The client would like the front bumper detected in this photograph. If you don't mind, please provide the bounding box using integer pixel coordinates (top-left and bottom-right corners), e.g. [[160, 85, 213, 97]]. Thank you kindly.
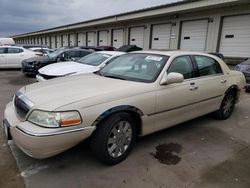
[[21, 62, 40, 75], [3, 102, 95, 159]]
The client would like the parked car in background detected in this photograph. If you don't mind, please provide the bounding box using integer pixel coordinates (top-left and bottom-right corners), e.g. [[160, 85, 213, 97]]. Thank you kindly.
[[30, 47, 54, 56], [0, 46, 42, 68], [21, 48, 92, 75], [36, 51, 125, 81], [3, 51, 245, 164], [77, 46, 116, 51], [235, 58, 250, 91], [116, 45, 142, 52]]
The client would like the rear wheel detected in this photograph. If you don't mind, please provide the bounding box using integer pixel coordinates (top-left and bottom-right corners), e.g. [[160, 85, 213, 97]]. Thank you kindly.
[[215, 90, 236, 120], [90, 112, 136, 165]]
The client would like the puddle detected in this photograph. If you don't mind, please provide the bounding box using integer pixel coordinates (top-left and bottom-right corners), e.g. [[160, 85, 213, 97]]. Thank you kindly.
[[151, 143, 182, 165]]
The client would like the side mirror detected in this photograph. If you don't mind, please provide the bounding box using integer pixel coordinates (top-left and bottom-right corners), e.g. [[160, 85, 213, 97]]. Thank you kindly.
[[160, 72, 184, 85]]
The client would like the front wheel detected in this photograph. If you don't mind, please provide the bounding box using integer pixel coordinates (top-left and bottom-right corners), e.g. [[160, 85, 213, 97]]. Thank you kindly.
[[215, 90, 236, 120], [90, 112, 136, 165]]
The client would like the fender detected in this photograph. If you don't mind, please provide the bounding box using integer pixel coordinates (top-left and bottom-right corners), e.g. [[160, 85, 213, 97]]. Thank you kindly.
[[225, 85, 240, 103], [92, 105, 144, 126]]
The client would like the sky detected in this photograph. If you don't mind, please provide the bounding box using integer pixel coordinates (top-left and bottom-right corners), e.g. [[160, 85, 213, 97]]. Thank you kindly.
[[0, 0, 182, 37]]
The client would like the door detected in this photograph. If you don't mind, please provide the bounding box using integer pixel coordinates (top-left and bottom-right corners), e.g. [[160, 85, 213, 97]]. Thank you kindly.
[[112, 29, 124, 48], [219, 14, 250, 58], [57, 35, 62, 48], [0, 48, 6, 67], [98, 31, 109, 46], [78, 33, 86, 46], [180, 19, 209, 51], [46, 36, 50, 47], [62, 34, 68, 47], [69, 34, 77, 46], [51, 36, 56, 49], [151, 24, 172, 50], [192, 55, 227, 112], [129, 26, 145, 48], [42, 37, 46, 45], [154, 55, 199, 132], [87, 32, 95, 46], [5, 47, 25, 67]]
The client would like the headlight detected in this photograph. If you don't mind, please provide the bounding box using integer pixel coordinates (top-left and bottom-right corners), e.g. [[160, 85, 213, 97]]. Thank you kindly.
[[28, 110, 82, 128]]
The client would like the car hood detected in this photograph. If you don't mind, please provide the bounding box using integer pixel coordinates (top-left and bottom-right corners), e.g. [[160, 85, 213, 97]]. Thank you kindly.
[[38, 61, 99, 76], [21, 74, 151, 111], [24, 56, 55, 63]]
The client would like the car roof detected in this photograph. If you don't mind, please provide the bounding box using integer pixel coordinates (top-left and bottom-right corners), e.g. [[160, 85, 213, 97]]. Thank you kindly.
[[131, 50, 221, 58], [30, 47, 51, 50], [0, 45, 22, 48], [95, 51, 126, 56]]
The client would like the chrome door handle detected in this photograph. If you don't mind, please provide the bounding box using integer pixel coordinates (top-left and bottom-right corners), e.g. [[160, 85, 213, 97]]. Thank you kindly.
[[221, 79, 227, 84], [189, 86, 199, 91]]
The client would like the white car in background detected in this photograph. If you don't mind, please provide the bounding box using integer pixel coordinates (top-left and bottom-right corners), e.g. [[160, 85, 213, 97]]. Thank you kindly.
[[0, 46, 42, 68], [30, 47, 54, 56], [36, 51, 125, 81]]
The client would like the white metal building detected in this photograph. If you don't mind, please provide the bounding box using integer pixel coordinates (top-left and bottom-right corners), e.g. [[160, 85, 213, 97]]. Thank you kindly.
[[13, 0, 250, 59]]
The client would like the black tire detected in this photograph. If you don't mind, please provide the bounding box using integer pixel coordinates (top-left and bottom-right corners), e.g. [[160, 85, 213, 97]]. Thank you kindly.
[[90, 112, 136, 165], [215, 90, 236, 120]]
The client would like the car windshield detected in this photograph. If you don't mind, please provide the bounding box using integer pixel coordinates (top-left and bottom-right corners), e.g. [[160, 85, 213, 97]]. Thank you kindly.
[[242, 59, 250, 65], [98, 53, 169, 83], [48, 49, 64, 58], [77, 53, 111, 66]]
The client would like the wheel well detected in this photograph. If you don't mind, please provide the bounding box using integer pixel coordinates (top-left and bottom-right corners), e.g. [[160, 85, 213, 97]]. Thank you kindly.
[[93, 110, 143, 136], [225, 85, 239, 100]]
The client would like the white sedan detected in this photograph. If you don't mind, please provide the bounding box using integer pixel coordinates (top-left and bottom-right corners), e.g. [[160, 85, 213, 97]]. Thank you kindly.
[[36, 51, 125, 81], [3, 51, 246, 165], [0, 46, 42, 68]]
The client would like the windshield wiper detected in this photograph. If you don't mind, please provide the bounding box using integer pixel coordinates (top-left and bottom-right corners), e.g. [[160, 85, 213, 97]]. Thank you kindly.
[[102, 74, 126, 80]]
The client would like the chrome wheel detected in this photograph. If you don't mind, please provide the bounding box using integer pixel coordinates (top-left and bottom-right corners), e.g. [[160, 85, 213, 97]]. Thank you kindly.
[[222, 92, 235, 117], [107, 121, 132, 158]]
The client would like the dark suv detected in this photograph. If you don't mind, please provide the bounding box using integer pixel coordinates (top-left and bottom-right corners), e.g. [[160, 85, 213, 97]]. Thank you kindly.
[[22, 48, 92, 75]]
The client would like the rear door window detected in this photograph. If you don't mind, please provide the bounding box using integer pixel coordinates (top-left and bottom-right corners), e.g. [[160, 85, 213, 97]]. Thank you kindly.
[[194, 55, 222, 77]]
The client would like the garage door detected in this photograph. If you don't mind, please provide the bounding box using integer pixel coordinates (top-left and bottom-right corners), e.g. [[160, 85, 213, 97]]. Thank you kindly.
[[180, 19, 208, 51], [51, 36, 56, 49], [219, 15, 250, 58], [46, 36, 50, 47], [62, 34, 68, 47], [69, 34, 77, 47], [78, 33, 86, 46], [151, 24, 172, 50], [57, 36, 62, 48], [42, 37, 46, 45], [129, 27, 145, 48], [112, 29, 124, 48], [87, 32, 95, 46], [98, 31, 109, 46]]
